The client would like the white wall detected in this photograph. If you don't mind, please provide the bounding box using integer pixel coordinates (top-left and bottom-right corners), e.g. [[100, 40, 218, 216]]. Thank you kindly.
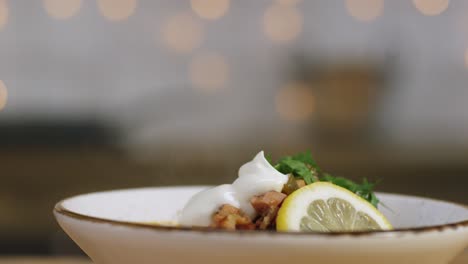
[[0, 0, 467, 146]]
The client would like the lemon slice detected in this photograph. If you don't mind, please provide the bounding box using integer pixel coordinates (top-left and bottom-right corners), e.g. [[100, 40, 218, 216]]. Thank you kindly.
[[276, 182, 392, 232]]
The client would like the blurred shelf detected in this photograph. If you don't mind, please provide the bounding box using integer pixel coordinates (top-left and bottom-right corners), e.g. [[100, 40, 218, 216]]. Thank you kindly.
[[0, 257, 91, 264], [0, 252, 466, 264], [0, 120, 118, 147], [0, 251, 466, 263]]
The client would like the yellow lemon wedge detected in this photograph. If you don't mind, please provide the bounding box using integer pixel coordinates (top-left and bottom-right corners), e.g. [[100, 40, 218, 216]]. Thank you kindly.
[[276, 182, 393, 232]]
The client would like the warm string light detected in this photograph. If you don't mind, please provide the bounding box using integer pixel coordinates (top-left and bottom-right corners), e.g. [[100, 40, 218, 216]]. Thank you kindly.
[[345, 0, 384, 22], [97, 0, 137, 22], [0, 80, 7, 111], [190, 0, 230, 20], [161, 12, 204, 54], [413, 0, 449, 16], [275, 82, 315, 122], [43, 0, 82, 20], [0, 0, 8, 30], [189, 52, 229, 92], [263, 3, 303, 43]]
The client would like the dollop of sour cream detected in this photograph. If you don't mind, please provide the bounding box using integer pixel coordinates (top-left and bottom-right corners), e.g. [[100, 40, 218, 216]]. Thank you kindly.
[[179, 151, 288, 226]]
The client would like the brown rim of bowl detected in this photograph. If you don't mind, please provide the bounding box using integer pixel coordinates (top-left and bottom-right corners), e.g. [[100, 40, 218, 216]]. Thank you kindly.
[[53, 188, 468, 237]]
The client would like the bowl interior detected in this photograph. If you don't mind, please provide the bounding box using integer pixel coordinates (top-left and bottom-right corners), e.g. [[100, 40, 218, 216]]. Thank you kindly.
[[59, 186, 468, 229]]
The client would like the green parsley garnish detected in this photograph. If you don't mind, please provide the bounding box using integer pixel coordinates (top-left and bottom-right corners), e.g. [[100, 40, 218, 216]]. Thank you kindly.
[[270, 151, 380, 208], [274, 151, 319, 185], [321, 174, 380, 208]]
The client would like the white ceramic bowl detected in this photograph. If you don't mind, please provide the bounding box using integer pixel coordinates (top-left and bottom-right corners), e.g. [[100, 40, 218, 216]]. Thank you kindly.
[[54, 186, 468, 264]]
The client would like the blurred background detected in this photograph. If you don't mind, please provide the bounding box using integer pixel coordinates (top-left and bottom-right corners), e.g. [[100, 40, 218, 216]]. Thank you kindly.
[[0, 0, 467, 257]]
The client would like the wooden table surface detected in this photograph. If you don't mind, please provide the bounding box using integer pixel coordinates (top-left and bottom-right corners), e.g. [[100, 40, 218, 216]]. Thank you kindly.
[[0, 251, 467, 264]]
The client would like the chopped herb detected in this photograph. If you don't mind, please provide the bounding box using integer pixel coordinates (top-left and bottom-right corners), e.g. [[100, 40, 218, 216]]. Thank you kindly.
[[291, 151, 318, 168], [269, 151, 380, 208], [321, 174, 379, 208], [273, 151, 320, 184], [265, 153, 274, 166]]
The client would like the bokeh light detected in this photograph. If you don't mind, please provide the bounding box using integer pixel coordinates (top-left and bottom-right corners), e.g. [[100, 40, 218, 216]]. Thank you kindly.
[[0, 80, 7, 111], [43, 0, 82, 20], [97, 0, 137, 22], [345, 0, 384, 22], [191, 0, 230, 20], [43, 0, 81, 19], [263, 3, 303, 43], [0, 0, 8, 31], [413, 0, 449, 16], [161, 12, 204, 54], [189, 52, 229, 92], [275, 82, 315, 122]]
